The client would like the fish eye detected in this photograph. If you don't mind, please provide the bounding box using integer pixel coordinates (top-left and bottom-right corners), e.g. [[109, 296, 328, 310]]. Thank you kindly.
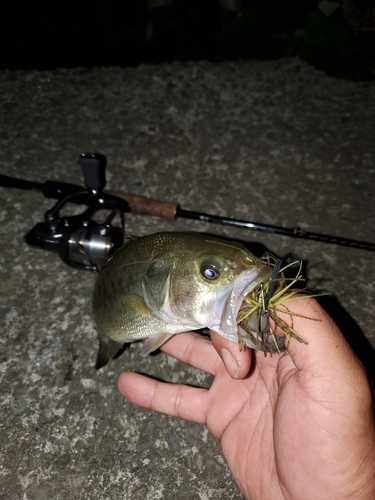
[[200, 263, 220, 281]]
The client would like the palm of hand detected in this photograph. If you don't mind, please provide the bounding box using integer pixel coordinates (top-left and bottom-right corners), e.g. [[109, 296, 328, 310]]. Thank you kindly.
[[200, 338, 374, 500], [202, 351, 302, 500]]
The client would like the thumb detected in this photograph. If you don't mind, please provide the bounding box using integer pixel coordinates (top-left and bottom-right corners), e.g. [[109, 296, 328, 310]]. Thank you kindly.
[[277, 297, 370, 404], [279, 297, 356, 372]]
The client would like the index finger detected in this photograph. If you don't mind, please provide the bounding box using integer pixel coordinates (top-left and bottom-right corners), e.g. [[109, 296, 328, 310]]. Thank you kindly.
[[159, 331, 223, 376]]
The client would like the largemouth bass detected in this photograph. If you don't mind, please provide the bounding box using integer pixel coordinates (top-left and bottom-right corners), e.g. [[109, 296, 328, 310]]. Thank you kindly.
[[93, 232, 272, 368]]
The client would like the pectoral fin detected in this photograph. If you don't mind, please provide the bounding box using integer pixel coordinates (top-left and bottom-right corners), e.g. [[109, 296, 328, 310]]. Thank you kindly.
[[94, 293, 184, 367], [140, 332, 172, 357]]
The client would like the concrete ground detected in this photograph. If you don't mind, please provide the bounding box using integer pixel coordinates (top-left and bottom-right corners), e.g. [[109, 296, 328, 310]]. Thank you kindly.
[[0, 59, 374, 499]]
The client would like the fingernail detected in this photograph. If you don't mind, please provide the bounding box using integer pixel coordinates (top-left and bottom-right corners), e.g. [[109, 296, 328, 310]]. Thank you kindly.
[[220, 348, 241, 379]]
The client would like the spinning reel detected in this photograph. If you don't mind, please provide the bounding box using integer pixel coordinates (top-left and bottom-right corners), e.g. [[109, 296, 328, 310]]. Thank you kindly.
[[23, 154, 130, 271]]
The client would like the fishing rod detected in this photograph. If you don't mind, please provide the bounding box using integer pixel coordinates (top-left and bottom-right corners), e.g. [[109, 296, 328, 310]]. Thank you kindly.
[[1, 153, 374, 272], [109, 190, 375, 252]]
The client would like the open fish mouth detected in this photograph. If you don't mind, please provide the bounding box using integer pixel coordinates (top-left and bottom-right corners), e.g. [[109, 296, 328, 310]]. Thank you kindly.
[[210, 255, 311, 355], [219, 266, 271, 335]]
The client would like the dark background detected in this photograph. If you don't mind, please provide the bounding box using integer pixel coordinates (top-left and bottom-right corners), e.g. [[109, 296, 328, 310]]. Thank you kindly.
[[3, 0, 375, 80]]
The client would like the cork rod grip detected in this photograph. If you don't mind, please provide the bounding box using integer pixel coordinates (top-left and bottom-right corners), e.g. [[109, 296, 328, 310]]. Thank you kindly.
[[104, 190, 178, 220]]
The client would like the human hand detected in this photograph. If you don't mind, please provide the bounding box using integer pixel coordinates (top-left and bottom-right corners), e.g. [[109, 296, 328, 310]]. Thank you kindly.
[[117, 298, 375, 500]]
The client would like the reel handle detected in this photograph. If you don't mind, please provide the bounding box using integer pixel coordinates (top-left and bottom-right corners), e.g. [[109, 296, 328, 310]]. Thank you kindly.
[[79, 153, 107, 191]]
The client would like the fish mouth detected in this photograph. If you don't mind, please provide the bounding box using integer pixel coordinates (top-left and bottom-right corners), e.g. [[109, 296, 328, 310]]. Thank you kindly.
[[219, 266, 271, 335]]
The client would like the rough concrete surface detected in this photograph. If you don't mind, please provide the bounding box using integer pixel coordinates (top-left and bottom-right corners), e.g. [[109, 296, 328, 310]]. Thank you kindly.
[[0, 59, 374, 499]]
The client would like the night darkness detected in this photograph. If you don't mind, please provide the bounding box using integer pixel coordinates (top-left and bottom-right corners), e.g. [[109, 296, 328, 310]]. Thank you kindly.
[[3, 0, 375, 80]]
